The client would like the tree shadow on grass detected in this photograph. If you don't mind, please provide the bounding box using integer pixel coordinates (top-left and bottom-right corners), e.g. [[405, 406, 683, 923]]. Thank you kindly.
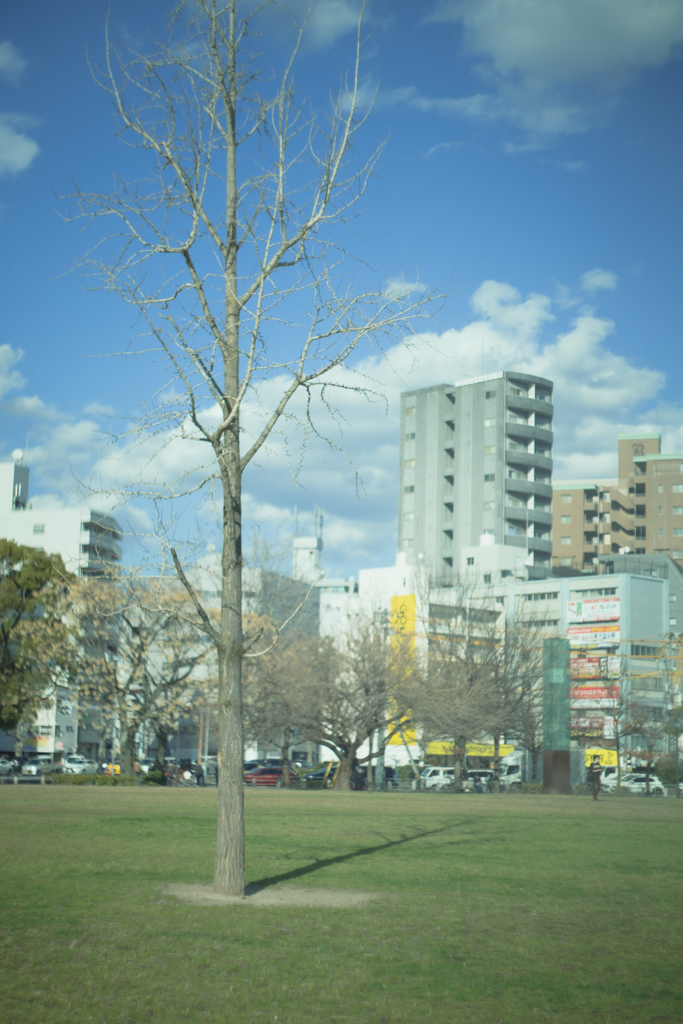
[[249, 823, 462, 890]]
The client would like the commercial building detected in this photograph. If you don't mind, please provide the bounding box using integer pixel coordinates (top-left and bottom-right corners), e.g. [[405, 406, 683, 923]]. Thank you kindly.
[[552, 432, 683, 575], [398, 371, 553, 587], [0, 457, 122, 576]]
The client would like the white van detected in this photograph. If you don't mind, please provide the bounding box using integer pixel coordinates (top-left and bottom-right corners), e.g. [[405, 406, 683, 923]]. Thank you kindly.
[[420, 766, 455, 790]]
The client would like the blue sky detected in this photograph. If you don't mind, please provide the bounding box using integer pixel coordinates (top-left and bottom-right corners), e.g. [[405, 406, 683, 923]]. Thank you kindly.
[[1, 0, 682, 577]]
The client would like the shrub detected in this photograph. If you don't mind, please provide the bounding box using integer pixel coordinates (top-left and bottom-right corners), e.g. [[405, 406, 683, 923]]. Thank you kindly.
[[655, 758, 680, 786], [49, 773, 137, 786], [144, 770, 165, 785]]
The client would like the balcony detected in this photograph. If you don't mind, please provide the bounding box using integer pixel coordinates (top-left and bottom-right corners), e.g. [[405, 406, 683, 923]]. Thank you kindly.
[[504, 450, 552, 471], [504, 478, 552, 500], [504, 506, 553, 527], [505, 394, 554, 416], [504, 421, 555, 444]]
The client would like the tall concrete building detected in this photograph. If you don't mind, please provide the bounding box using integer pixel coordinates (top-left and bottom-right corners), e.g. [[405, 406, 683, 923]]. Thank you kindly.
[[0, 456, 122, 577], [397, 371, 554, 586], [552, 432, 683, 575]]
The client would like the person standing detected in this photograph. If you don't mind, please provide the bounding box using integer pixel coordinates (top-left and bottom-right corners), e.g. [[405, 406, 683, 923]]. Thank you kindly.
[[196, 762, 205, 787], [589, 755, 602, 800]]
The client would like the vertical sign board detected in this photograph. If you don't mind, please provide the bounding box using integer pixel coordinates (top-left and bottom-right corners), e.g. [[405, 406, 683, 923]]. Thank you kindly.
[[387, 594, 417, 746], [542, 637, 571, 795]]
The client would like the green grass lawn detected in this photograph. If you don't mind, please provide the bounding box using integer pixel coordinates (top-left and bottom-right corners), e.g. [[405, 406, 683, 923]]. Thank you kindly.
[[1, 787, 682, 1024]]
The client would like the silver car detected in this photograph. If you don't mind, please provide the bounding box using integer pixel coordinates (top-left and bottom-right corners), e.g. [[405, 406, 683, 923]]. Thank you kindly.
[[0, 757, 16, 775], [22, 756, 55, 775], [603, 773, 665, 796]]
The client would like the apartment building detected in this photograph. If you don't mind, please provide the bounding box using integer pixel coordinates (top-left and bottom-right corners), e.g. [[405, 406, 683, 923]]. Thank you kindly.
[[0, 457, 122, 577], [552, 432, 683, 575], [398, 371, 554, 586]]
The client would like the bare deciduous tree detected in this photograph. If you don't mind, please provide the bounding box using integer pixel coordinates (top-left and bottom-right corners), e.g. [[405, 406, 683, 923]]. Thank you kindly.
[[69, 1, 436, 892], [74, 578, 215, 776]]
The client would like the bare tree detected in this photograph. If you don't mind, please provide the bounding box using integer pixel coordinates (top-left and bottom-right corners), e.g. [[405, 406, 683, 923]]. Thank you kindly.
[[422, 584, 548, 791], [297, 613, 413, 790], [68, 1, 436, 892], [625, 695, 666, 795], [74, 577, 215, 775]]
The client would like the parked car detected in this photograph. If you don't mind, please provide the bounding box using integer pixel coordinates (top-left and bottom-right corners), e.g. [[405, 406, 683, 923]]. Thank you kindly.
[[462, 769, 496, 792], [63, 754, 90, 774], [421, 766, 456, 790], [350, 765, 400, 790], [0, 757, 15, 775], [139, 758, 156, 774], [243, 760, 263, 773], [304, 764, 339, 788], [602, 773, 665, 796], [244, 765, 300, 787], [21, 756, 55, 776]]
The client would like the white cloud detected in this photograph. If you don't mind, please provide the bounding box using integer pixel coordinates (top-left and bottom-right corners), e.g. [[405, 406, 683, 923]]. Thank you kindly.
[[0, 114, 39, 175], [0, 278, 675, 576], [0, 41, 26, 85], [420, 0, 683, 140], [306, 0, 363, 46], [581, 268, 619, 292], [430, 0, 683, 86]]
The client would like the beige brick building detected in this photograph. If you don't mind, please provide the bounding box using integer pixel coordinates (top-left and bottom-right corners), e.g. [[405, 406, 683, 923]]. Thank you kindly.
[[552, 433, 683, 575]]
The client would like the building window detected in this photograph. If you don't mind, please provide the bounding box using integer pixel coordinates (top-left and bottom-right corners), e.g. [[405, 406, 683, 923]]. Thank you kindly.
[[560, 557, 572, 566], [561, 536, 571, 545], [484, 446, 496, 456], [658, 485, 664, 493], [658, 528, 664, 537], [404, 459, 415, 468], [66, 725, 74, 732], [561, 515, 571, 524], [404, 539, 413, 548], [405, 407, 415, 416], [484, 418, 496, 427], [671, 595, 677, 602], [483, 501, 495, 510], [670, 618, 677, 626], [674, 528, 683, 537], [485, 390, 496, 399], [635, 547, 646, 554], [483, 574, 492, 584], [403, 512, 414, 521], [602, 534, 611, 545], [33, 524, 45, 535], [600, 492, 610, 502], [484, 473, 495, 482], [674, 507, 683, 514], [635, 526, 646, 539], [561, 494, 572, 503], [673, 550, 683, 558], [466, 557, 474, 566], [507, 524, 525, 536], [405, 432, 415, 441], [674, 485, 683, 493], [507, 440, 526, 452], [635, 483, 646, 495], [658, 506, 664, 514], [404, 486, 414, 493]]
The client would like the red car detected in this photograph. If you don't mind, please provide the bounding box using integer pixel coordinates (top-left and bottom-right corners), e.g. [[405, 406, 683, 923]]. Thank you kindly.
[[243, 765, 300, 787]]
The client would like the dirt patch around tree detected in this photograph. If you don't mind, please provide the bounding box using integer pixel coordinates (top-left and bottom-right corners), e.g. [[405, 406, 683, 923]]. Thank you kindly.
[[164, 882, 382, 908]]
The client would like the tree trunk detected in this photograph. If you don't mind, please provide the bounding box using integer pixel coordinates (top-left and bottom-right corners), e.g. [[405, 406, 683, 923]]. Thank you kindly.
[[493, 734, 500, 794], [335, 750, 356, 791], [281, 724, 291, 788], [119, 727, 136, 776], [153, 724, 171, 783]]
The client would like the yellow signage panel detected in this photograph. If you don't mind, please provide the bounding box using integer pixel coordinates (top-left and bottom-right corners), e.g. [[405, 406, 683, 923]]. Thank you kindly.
[[466, 743, 515, 758], [584, 747, 618, 766], [390, 593, 416, 637]]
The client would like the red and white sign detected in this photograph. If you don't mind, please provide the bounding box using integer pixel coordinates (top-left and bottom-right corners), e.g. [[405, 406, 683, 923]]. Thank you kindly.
[[570, 686, 620, 700], [567, 598, 620, 623], [570, 716, 604, 730], [570, 656, 603, 680]]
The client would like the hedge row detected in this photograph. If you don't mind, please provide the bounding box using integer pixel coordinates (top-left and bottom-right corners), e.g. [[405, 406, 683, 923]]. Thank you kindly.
[[48, 774, 138, 786]]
